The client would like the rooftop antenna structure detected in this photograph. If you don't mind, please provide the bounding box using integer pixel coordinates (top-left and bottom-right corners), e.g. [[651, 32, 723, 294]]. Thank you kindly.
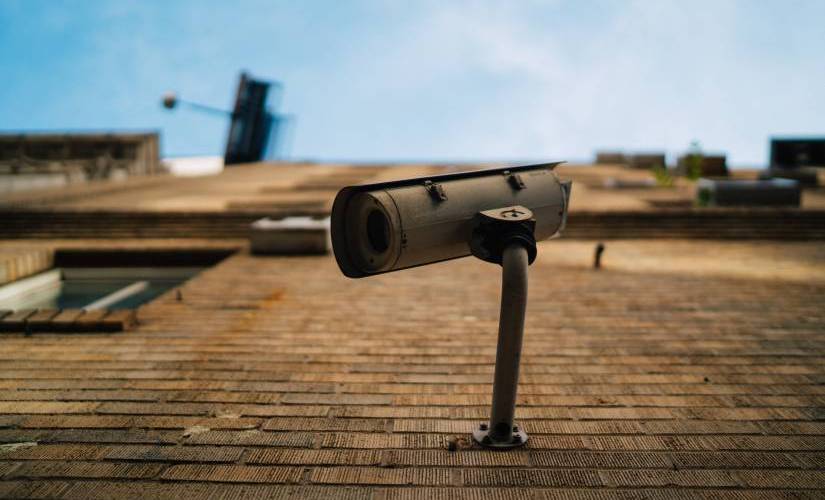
[[162, 71, 294, 164]]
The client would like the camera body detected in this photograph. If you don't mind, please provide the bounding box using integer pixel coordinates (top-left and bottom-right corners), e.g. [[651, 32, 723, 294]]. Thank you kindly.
[[331, 162, 571, 278]]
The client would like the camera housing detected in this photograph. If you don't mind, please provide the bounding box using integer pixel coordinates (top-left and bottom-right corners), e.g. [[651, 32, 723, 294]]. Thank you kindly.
[[331, 162, 571, 278]]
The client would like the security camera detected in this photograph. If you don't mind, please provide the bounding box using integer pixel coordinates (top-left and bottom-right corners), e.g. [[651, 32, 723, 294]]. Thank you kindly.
[[330, 161, 571, 450], [330, 162, 571, 278]]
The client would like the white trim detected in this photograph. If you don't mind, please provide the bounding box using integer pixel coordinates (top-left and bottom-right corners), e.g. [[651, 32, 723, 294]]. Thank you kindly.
[[0, 269, 62, 309], [84, 281, 149, 310]]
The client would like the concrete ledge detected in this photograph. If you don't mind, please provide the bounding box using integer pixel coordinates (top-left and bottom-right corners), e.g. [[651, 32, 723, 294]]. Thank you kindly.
[[250, 217, 330, 255], [2, 208, 825, 240]]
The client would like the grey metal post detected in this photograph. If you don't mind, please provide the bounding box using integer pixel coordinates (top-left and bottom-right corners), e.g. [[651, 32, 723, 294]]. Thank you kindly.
[[473, 242, 529, 448]]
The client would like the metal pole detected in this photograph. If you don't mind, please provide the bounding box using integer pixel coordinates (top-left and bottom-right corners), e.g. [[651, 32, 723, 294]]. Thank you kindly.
[[181, 100, 233, 118], [473, 242, 529, 448]]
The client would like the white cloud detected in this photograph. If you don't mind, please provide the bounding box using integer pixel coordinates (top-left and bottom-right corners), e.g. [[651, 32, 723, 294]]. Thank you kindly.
[[303, 0, 825, 165]]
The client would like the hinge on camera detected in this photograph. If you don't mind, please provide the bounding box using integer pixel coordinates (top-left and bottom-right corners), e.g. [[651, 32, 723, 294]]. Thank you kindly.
[[503, 170, 526, 190], [424, 180, 447, 201]]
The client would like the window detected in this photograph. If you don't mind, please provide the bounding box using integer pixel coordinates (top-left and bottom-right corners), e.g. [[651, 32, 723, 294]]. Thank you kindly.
[[0, 249, 232, 312]]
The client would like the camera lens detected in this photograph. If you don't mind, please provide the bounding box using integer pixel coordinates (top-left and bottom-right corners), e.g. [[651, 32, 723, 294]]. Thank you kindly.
[[366, 209, 390, 253]]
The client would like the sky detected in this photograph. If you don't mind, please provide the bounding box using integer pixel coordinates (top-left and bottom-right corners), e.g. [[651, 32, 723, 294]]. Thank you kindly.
[[1, 0, 823, 166]]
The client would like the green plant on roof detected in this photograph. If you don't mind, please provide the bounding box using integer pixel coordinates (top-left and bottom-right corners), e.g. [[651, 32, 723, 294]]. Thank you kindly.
[[686, 140, 703, 180], [652, 164, 674, 187]]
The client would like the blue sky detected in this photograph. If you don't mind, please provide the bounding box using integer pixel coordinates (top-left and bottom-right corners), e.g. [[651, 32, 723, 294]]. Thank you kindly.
[[1, 0, 823, 166]]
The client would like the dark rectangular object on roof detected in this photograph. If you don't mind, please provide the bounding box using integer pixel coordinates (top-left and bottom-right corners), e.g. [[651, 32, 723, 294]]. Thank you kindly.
[[676, 154, 728, 177], [770, 138, 825, 169], [224, 73, 273, 165], [696, 178, 800, 207], [595, 151, 626, 164], [628, 153, 666, 169]]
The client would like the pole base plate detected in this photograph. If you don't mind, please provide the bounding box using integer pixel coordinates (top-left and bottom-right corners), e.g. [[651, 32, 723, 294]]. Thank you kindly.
[[472, 423, 528, 449]]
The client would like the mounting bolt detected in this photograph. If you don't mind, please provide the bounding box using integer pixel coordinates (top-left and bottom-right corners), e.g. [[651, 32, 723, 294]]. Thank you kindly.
[[473, 421, 529, 449]]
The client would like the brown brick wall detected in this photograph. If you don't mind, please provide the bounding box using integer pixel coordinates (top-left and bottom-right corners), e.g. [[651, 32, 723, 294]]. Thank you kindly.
[[0, 241, 822, 497]]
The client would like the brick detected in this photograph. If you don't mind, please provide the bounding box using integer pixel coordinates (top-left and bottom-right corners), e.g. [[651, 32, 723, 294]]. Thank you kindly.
[[100, 445, 243, 462], [392, 395, 488, 406], [10, 461, 163, 480], [186, 430, 314, 447], [794, 452, 825, 469], [3, 481, 76, 499], [669, 452, 805, 469], [758, 421, 825, 435], [320, 433, 446, 449], [72, 309, 110, 331], [530, 451, 671, 469], [584, 435, 824, 452], [48, 389, 163, 401], [56, 482, 372, 500], [0, 444, 105, 460], [514, 436, 588, 450], [736, 470, 825, 488], [161, 464, 303, 484], [309, 467, 452, 485], [0, 402, 98, 414], [392, 420, 477, 434], [391, 450, 529, 467], [336, 406, 454, 419], [0, 415, 21, 427], [20, 415, 132, 429], [0, 430, 63, 445], [280, 394, 393, 405], [6, 380, 124, 390], [0, 309, 37, 332], [601, 469, 739, 487], [25, 309, 61, 330], [639, 420, 762, 435], [238, 405, 330, 417], [247, 449, 383, 466], [167, 391, 281, 404], [568, 407, 683, 420], [462, 469, 603, 487], [96, 402, 215, 415], [263, 417, 386, 432], [99, 310, 138, 332], [48, 309, 86, 330], [130, 416, 262, 430], [378, 489, 535, 500], [689, 407, 812, 420], [39, 429, 180, 445], [524, 421, 643, 435]]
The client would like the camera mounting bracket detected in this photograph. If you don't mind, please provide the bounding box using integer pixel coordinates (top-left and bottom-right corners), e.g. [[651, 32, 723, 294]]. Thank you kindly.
[[469, 205, 537, 265], [469, 205, 536, 449]]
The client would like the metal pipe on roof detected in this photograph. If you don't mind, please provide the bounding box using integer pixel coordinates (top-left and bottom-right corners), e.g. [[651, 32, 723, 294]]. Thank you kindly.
[[473, 243, 529, 448]]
